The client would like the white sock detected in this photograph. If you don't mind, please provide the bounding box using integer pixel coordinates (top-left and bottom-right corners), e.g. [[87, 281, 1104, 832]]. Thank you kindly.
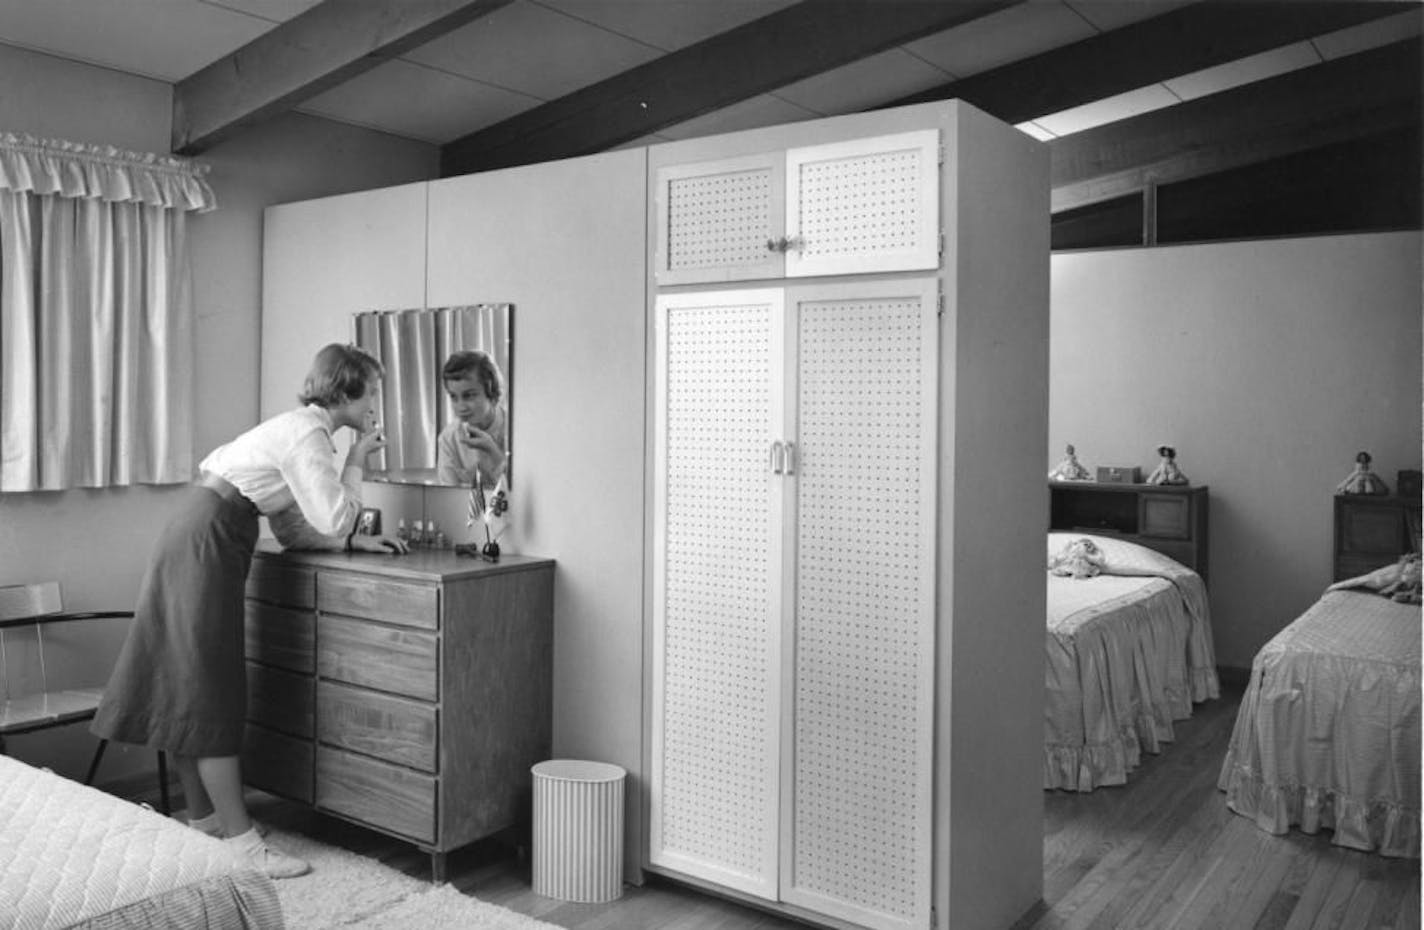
[[188, 811, 224, 836], [225, 827, 264, 853]]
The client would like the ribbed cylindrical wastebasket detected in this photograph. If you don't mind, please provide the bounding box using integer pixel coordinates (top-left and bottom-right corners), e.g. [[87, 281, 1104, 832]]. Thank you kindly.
[[531, 759, 626, 903]]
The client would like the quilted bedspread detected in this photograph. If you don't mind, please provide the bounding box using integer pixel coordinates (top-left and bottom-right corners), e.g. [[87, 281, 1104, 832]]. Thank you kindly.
[[0, 754, 283, 929], [1218, 589, 1421, 857], [1045, 568, 1219, 792]]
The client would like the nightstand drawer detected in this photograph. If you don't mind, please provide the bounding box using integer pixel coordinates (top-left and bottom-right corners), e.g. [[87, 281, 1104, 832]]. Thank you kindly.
[[244, 602, 314, 673], [1139, 493, 1190, 539], [1338, 503, 1405, 554], [244, 724, 313, 803], [247, 662, 314, 738], [318, 681, 437, 772], [319, 574, 437, 629], [317, 747, 435, 844], [317, 616, 438, 701]]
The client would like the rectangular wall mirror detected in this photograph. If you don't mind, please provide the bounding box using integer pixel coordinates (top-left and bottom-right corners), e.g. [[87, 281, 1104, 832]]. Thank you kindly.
[[353, 303, 512, 487]]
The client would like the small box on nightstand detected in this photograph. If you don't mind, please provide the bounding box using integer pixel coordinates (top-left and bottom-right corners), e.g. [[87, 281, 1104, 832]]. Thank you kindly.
[[1096, 465, 1141, 484]]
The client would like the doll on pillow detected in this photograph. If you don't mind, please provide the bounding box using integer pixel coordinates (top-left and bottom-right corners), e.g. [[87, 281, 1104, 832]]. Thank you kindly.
[[1048, 537, 1106, 579], [1328, 552, 1421, 604]]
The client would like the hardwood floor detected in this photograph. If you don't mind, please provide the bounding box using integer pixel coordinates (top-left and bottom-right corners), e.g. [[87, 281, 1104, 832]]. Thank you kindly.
[[149, 683, 1419, 930]]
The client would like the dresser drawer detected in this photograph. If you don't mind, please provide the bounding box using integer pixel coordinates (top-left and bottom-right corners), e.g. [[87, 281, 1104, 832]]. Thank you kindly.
[[317, 747, 435, 844], [247, 662, 314, 738], [317, 615, 438, 702], [244, 602, 315, 673], [318, 681, 437, 772], [243, 724, 313, 803], [246, 560, 316, 609], [319, 573, 437, 629]]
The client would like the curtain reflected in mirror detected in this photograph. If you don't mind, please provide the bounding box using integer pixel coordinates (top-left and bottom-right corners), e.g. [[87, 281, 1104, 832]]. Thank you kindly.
[[353, 304, 512, 486]]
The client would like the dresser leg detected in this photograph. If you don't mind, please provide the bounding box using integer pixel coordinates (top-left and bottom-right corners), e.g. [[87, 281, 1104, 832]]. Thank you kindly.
[[430, 850, 447, 884]]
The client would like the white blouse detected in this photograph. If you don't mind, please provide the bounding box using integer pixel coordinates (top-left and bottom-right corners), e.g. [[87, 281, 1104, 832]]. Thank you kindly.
[[198, 405, 362, 547]]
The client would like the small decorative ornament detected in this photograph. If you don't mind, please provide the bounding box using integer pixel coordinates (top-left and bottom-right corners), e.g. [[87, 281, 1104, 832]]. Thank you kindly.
[[1048, 444, 1092, 482], [1146, 445, 1189, 486], [464, 468, 510, 561], [1336, 451, 1390, 495]]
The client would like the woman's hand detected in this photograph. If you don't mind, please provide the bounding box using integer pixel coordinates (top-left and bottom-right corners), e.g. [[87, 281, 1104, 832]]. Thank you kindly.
[[458, 424, 507, 477], [347, 424, 387, 467], [350, 533, 408, 554]]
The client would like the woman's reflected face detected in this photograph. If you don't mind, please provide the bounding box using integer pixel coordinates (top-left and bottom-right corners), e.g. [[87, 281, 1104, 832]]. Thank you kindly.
[[445, 375, 495, 431]]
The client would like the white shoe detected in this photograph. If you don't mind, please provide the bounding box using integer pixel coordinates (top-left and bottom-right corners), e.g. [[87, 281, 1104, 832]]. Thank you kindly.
[[227, 828, 311, 879]]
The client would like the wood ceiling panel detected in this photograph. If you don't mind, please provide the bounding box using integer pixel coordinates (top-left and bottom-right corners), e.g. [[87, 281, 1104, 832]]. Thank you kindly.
[[887, 1, 1416, 125], [532, 0, 798, 52], [902, 1, 1098, 78], [1049, 39, 1422, 210], [172, 0, 515, 153], [401, 2, 661, 100], [440, 0, 1025, 175]]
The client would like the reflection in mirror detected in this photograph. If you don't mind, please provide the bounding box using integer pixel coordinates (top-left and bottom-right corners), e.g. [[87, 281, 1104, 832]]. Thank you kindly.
[[353, 304, 512, 486]]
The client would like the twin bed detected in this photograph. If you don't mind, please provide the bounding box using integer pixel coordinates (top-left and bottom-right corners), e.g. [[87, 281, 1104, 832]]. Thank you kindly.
[[1043, 531, 1219, 792], [1217, 578, 1420, 857], [0, 753, 282, 928], [1043, 525, 1420, 859]]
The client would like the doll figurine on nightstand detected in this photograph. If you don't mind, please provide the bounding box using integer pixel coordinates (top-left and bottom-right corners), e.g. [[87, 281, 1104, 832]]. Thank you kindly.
[[1048, 444, 1092, 482], [1146, 445, 1189, 485], [1336, 451, 1390, 495]]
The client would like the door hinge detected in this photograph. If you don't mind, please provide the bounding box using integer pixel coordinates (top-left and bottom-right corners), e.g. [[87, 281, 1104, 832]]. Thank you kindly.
[[938, 144, 944, 166], [938, 230, 944, 256], [931, 904, 938, 928], [937, 293, 945, 317]]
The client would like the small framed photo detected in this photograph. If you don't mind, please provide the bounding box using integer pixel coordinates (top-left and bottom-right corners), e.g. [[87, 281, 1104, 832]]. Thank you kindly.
[[356, 507, 382, 536]]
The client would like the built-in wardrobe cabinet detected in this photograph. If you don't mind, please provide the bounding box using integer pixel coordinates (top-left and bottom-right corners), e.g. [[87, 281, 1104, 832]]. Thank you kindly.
[[645, 103, 1050, 930], [652, 131, 941, 285]]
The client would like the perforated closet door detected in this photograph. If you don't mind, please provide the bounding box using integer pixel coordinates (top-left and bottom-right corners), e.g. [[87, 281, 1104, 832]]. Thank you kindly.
[[654, 152, 786, 286], [780, 278, 938, 930], [650, 289, 786, 900], [785, 130, 940, 279]]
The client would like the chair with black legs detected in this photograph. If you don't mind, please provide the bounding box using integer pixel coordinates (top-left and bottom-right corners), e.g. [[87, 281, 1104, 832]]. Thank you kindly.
[[0, 581, 168, 813]]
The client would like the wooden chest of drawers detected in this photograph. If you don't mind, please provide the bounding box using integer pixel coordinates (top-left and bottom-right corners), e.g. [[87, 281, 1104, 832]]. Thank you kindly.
[[1333, 494, 1416, 581], [242, 541, 554, 880]]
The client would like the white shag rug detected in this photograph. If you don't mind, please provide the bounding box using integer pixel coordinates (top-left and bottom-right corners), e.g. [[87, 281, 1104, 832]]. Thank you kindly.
[[264, 826, 561, 929]]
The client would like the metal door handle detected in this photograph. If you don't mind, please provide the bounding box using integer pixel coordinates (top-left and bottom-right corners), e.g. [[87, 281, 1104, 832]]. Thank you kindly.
[[784, 441, 796, 475], [770, 440, 785, 474]]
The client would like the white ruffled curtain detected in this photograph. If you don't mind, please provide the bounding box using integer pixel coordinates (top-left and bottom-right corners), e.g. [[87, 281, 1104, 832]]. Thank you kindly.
[[0, 133, 216, 491]]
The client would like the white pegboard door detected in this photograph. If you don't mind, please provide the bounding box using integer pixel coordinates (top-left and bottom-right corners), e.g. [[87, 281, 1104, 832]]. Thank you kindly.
[[654, 152, 787, 286], [779, 278, 939, 930], [650, 288, 788, 900], [784, 130, 941, 279]]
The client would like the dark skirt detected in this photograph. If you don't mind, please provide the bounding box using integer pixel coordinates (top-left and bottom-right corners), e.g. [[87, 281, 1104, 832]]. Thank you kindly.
[[91, 485, 258, 757]]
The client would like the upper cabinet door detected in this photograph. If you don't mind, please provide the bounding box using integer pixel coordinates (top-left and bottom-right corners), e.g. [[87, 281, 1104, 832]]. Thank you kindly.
[[654, 130, 941, 286], [654, 151, 786, 285], [785, 130, 941, 278]]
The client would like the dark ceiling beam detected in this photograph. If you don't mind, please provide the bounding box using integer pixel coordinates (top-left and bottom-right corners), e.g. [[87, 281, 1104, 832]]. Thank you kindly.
[[885, 0, 1416, 125], [439, 0, 1025, 177], [1048, 39, 1422, 211], [172, 0, 514, 155]]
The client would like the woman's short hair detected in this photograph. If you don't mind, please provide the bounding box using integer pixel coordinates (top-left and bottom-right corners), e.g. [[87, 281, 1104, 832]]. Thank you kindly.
[[442, 350, 503, 404], [298, 343, 384, 407]]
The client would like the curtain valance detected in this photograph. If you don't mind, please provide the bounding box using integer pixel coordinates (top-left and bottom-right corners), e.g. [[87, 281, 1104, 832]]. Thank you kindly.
[[0, 132, 215, 213]]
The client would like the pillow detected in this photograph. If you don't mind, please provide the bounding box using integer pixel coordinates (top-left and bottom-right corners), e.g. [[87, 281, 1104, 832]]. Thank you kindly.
[[1046, 532, 1190, 579]]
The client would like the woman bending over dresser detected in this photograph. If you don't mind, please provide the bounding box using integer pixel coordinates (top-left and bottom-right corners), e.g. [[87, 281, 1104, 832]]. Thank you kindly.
[[92, 344, 408, 878]]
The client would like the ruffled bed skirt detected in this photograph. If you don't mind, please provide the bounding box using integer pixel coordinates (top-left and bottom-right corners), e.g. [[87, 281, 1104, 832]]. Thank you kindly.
[[1215, 589, 1420, 858], [1218, 759, 1420, 858], [1044, 573, 1219, 792]]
